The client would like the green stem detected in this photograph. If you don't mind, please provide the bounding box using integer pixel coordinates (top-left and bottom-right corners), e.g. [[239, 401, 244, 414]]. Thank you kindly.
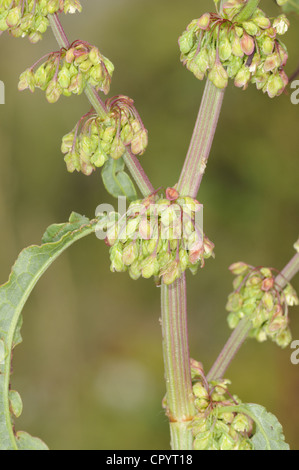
[[207, 250, 299, 381], [161, 274, 195, 449], [161, 78, 226, 449], [206, 317, 252, 382], [48, 13, 153, 197], [177, 80, 225, 198]]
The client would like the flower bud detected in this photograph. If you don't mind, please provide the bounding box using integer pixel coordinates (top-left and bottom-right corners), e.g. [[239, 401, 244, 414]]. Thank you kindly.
[[141, 255, 159, 278], [110, 136, 126, 160], [193, 382, 209, 400], [262, 292, 274, 311], [261, 36, 274, 55], [265, 73, 284, 98], [122, 242, 138, 266], [234, 65, 251, 89], [130, 129, 148, 155], [273, 15, 289, 35], [219, 432, 235, 450], [162, 260, 181, 285], [242, 21, 259, 37], [253, 16, 271, 30], [79, 59, 93, 73], [229, 261, 249, 275], [68, 72, 84, 95], [65, 48, 75, 64], [283, 284, 299, 307], [226, 56, 243, 78], [240, 32, 255, 56], [231, 34, 244, 58], [90, 147, 107, 168], [261, 277, 275, 291], [58, 65, 71, 89], [89, 47, 102, 65], [193, 431, 213, 451], [129, 260, 142, 280], [28, 31, 42, 44], [197, 13, 211, 30], [6, 7, 21, 28], [208, 61, 228, 89], [110, 244, 126, 272], [179, 29, 196, 55], [263, 53, 281, 73], [18, 69, 35, 93], [226, 292, 243, 312], [61, 132, 75, 154], [232, 413, 252, 433], [219, 37, 232, 62], [47, 0, 60, 15]]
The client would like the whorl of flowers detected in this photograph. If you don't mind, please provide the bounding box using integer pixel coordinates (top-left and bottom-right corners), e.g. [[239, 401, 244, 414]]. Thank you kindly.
[[190, 360, 254, 450], [61, 95, 148, 175], [18, 40, 114, 103], [0, 0, 82, 43], [96, 188, 215, 285], [226, 262, 299, 348], [179, 0, 289, 98]]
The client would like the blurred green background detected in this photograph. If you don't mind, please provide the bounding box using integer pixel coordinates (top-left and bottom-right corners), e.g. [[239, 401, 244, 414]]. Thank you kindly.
[[0, 0, 298, 450]]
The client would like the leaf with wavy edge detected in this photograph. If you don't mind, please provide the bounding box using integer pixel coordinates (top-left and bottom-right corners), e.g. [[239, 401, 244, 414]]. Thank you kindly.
[[0, 212, 98, 450]]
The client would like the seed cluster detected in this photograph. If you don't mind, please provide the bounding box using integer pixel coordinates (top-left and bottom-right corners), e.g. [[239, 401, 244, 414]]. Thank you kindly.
[[190, 361, 253, 450], [226, 262, 299, 347], [179, 0, 289, 97], [97, 188, 215, 285], [18, 40, 114, 103], [0, 0, 82, 43], [61, 95, 148, 175]]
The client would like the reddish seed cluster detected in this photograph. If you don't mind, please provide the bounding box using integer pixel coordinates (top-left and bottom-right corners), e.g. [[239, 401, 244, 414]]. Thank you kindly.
[[179, 0, 289, 97]]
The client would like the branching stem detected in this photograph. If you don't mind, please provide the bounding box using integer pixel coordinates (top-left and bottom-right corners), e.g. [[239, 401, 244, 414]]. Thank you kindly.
[[48, 13, 153, 197], [207, 251, 299, 381]]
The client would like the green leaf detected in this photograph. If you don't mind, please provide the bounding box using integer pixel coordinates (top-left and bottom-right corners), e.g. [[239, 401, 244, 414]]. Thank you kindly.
[[42, 212, 90, 243], [0, 213, 98, 450], [101, 157, 138, 201], [218, 403, 290, 450], [15, 432, 49, 451], [245, 404, 290, 450]]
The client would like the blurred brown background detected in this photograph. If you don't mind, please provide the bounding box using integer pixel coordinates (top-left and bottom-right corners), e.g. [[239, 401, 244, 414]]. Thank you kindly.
[[0, 0, 298, 450]]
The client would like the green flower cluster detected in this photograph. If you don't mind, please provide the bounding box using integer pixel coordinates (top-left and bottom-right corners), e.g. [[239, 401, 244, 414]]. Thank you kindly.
[[190, 362, 253, 450], [179, 0, 289, 97], [18, 40, 114, 103], [61, 95, 148, 175], [0, 0, 82, 43], [226, 262, 299, 348], [97, 188, 215, 285]]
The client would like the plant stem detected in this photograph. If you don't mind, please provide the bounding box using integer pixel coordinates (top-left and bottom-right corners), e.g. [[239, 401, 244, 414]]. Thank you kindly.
[[161, 79, 226, 448], [207, 250, 299, 381], [177, 80, 225, 198], [48, 13, 153, 197], [161, 273, 195, 449], [275, 252, 299, 289], [206, 317, 252, 382]]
